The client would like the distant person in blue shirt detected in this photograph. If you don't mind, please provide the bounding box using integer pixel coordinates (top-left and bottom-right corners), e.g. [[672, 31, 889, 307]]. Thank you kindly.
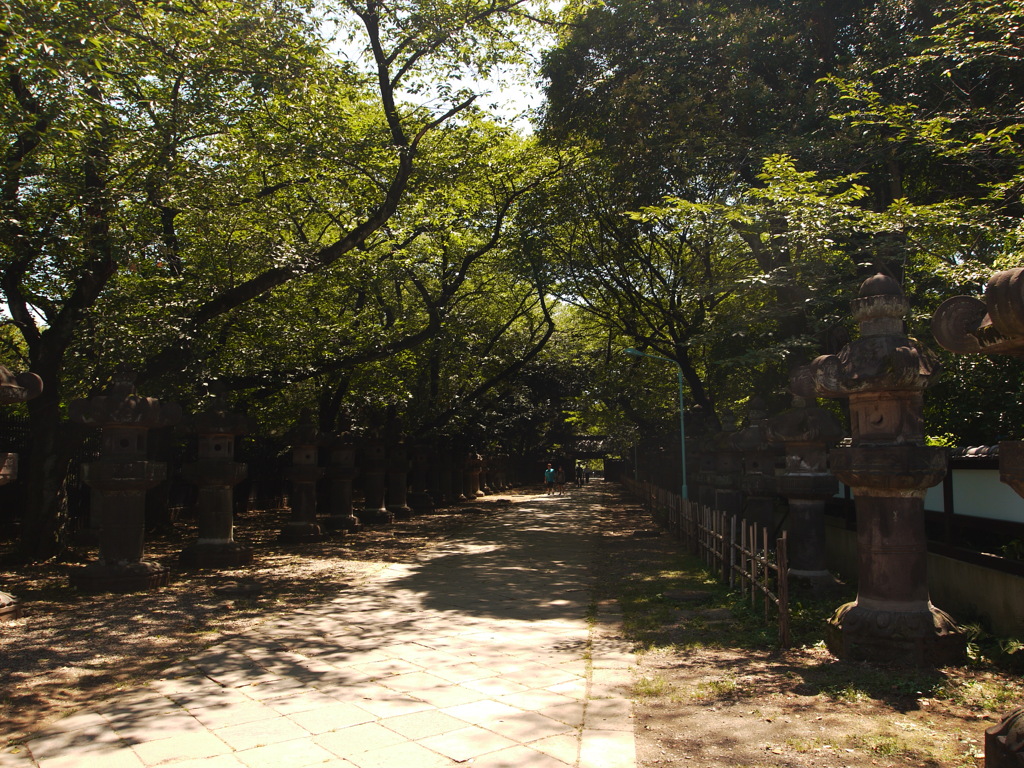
[[544, 463, 556, 495]]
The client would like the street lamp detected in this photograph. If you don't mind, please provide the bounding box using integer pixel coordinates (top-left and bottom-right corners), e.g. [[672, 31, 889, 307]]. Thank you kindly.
[[625, 347, 688, 500]]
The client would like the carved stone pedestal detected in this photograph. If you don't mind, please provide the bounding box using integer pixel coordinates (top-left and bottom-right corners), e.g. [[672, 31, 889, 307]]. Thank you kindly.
[[986, 709, 1024, 768], [0, 588, 24, 621]]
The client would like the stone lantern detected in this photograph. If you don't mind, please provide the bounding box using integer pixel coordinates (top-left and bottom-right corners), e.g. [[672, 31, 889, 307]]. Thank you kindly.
[[324, 429, 361, 533], [932, 266, 1024, 765], [278, 412, 325, 543], [731, 397, 779, 528], [464, 452, 484, 499], [69, 370, 182, 592], [810, 274, 965, 665], [434, 445, 455, 508], [0, 364, 42, 620], [694, 433, 718, 508], [386, 435, 413, 519], [710, 412, 743, 517], [180, 402, 253, 568], [358, 430, 392, 524], [767, 367, 845, 591], [408, 442, 436, 514]]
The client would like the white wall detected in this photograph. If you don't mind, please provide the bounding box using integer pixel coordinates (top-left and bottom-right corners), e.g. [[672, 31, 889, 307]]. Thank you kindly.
[[838, 467, 1024, 524]]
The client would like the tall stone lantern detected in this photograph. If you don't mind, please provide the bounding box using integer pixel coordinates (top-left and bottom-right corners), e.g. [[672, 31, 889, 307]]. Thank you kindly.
[[932, 266, 1024, 766], [69, 370, 182, 592], [809, 274, 965, 665], [767, 366, 845, 591], [324, 429, 361, 533], [279, 412, 325, 543], [359, 429, 393, 524], [0, 364, 42, 620], [386, 434, 413, 519], [180, 402, 253, 568], [731, 397, 778, 528], [711, 412, 743, 517]]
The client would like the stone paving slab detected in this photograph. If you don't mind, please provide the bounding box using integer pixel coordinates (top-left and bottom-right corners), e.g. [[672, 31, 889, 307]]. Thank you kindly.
[[4, 486, 636, 768]]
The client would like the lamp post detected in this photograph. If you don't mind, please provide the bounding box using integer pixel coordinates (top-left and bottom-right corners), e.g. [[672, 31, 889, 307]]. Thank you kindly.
[[625, 347, 688, 500]]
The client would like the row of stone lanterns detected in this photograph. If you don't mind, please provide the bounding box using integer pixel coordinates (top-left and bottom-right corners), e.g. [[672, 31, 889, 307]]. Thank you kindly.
[[0, 367, 518, 599], [637, 274, 968, 667]]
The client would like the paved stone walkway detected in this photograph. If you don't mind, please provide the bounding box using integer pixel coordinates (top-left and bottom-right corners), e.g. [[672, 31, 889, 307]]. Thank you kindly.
[[7, 486, 636, 768]]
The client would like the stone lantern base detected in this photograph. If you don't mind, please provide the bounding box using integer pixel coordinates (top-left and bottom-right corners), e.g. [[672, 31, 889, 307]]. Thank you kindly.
[[278, 522, 325, 544], [826, 601, 966, 666], [1, 590, 24, 621], [69, 561, 170, 593], [180, 540, 254, 569]]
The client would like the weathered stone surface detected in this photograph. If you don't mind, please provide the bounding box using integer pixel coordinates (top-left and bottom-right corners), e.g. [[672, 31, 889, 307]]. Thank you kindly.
[[933, 268, 1024, 761], [279, 414, 325, 543], [986, 709, 1024, 768], [933, 267, 1024, 357], [68, 371, 181, 593], [767, 367, 845, 591], [811, 274, 964, 665], [324, 431, 362, 532], [181, 404, 254, 568]]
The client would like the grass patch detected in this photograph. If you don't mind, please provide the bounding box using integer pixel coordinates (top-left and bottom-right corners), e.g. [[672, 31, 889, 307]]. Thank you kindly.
[[634, 674, 673, 698], [934, 676, 1024, 711], [693, 675, 742, 700]]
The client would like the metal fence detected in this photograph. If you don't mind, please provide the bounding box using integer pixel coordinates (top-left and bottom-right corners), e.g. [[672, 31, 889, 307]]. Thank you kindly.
[[623, 477, 790, 648]]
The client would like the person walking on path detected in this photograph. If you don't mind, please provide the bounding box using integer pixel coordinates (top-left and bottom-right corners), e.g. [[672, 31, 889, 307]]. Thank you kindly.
[[556, 466, 567, 495], [544, 462, 557, 495]]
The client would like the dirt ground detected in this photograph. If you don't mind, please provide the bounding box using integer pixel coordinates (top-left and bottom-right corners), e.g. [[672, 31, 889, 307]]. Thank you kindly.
[[1, 485, 1020, 767], [594, 498, 1017, 768]]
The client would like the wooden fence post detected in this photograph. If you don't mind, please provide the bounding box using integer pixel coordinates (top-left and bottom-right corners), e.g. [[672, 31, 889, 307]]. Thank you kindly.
[[777, 533, 791, 648]]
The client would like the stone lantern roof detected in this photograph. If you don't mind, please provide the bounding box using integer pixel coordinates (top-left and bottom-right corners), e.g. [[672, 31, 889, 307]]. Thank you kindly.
[[69, 369, 181, 429], [812, 274, 941, 399], [0, 365, 42, 405]]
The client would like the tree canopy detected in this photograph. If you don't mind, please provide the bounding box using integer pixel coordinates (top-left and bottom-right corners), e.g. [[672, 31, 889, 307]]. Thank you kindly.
[[3, 0, 1024, 559]]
